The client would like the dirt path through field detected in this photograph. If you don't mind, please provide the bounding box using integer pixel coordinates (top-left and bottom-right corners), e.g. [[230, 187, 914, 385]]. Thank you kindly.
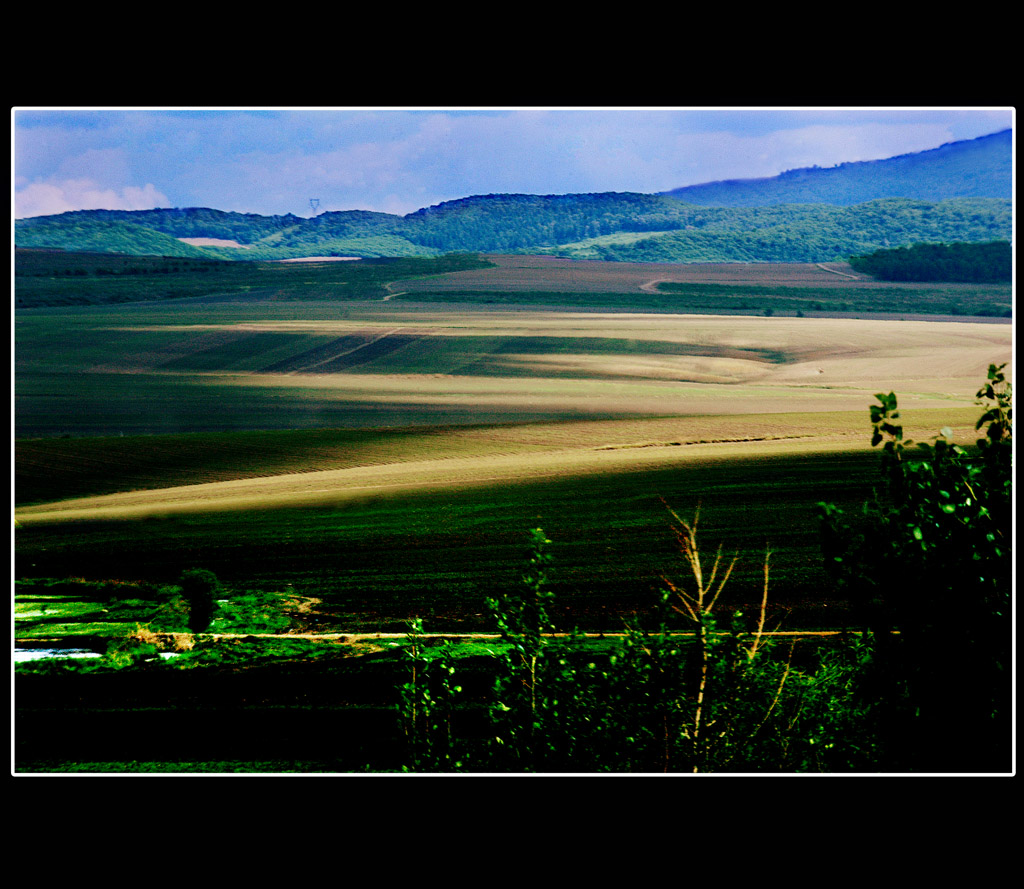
[[110, 629, 869, 648], [815, 263, 862, 279]]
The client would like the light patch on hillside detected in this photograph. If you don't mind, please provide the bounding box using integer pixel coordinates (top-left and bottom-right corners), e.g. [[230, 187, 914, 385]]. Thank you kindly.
[[274, 256, 362, 262], [178, 237, 252, 249]]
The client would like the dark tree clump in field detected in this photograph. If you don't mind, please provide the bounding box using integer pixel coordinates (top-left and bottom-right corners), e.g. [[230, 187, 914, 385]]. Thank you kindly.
[[848, 240, 1011, 282], [179, 568, 221, 632]]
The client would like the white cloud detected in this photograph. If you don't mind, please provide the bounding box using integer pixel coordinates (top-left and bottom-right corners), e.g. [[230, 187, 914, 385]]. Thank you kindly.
[[762, 123, 960, 169], [14, 178, 171, 219]]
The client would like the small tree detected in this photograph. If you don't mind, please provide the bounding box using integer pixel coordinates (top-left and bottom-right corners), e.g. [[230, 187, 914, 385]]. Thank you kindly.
[[396, 618, 464, 772], [484, 528, 558, 769], [482, 529, 610, 771], [179, 568, 220, 633]]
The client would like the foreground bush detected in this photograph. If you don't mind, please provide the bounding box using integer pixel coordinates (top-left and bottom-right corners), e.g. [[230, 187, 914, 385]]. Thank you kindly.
[[818, 363, 1012, 772]]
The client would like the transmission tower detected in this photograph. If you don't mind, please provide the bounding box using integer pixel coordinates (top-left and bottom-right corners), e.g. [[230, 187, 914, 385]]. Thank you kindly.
[[309, 198, 321, 215]]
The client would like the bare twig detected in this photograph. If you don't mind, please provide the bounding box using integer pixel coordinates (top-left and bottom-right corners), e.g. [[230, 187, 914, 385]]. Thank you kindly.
[[706, 546, 739, 614], [747, 544, 773, 659], [660, 501, 796, 772]]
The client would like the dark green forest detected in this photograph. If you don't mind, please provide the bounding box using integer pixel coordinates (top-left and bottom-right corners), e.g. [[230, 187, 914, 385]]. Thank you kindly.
[[849, 240, 1011, 282]]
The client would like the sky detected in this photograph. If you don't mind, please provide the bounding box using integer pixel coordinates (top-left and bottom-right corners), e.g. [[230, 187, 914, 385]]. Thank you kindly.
[[12, 106, 1014, 220]]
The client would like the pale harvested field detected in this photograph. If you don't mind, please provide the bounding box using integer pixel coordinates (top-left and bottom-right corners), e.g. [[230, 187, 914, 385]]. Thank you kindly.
[[15, 307, 1010, 524], [3, 422, 960, 525], [125, 310, 1010, 393]]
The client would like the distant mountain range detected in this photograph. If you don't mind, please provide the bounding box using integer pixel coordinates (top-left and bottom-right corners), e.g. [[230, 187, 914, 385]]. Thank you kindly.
[[661, 128, 1011, 206], [14, 129, 1012, 265]]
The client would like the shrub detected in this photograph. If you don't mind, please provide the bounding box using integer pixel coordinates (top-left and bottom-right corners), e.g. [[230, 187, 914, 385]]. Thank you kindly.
[[104, 630, 162, 669], [597, 506, 867, 773], [179, 568, 221, 633], [482, 528, 606, 771]]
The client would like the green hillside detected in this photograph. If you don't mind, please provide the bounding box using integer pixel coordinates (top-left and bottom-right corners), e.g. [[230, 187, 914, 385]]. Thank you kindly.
[[571, 199, 1012, 263], [13, 216, 212, 258]]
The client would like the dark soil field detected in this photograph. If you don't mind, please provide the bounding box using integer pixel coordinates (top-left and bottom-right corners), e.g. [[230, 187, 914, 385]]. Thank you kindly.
[[397, 254, 995, 291], [392, 255, 1012, 318]]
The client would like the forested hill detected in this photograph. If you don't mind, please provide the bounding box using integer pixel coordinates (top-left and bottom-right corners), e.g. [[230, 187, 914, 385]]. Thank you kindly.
[[661, 129, 1011, 206], [14, 130, 1012, 264], [15, 195, 1012, 264]]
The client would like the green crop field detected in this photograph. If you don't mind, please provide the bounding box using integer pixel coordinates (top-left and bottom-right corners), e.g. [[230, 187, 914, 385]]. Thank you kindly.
[[12, 445, 883, 630]]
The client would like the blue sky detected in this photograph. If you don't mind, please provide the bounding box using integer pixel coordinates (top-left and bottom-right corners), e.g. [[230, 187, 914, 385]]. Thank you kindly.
[[12, 106, 1013, 219]]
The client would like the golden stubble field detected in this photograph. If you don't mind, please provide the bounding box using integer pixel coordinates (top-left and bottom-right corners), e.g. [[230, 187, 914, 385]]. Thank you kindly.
[[110, 307, 1010, 399], [15, 305, 1011, 526]]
